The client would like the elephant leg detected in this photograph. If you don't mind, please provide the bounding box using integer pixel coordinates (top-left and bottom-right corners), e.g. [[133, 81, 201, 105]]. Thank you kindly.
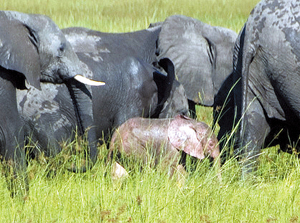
[[174, 164, 188, 186], [0, 117, 28, 198], [214, 95, 236, 164], [216, 118, 236, 165], [3, 141, 28, 198], [188, 100, 197, 119], [161, 149, 181, 177], [238, 91, 270, 178], [0, 78, 28, 198]]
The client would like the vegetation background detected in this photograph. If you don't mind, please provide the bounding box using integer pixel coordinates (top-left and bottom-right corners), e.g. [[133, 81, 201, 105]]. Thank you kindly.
[[1, 0, 300, 222]]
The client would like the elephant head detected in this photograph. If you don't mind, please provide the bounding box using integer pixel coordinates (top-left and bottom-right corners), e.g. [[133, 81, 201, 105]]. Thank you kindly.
[[0, 11, 104, 170], [168, 115, 220, 162], [156, 15, 237, 107]]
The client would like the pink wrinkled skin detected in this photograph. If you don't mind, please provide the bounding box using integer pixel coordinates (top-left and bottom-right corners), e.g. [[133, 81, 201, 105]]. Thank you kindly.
[[109, 114, 220, 177]]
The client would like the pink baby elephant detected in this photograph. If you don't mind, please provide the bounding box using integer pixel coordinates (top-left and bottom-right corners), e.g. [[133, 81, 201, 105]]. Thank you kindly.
[[109, 114, 220, 176]]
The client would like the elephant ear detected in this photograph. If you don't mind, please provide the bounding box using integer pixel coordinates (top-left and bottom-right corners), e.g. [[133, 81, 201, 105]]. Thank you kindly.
[[202, 25, 237, 97], [151, 57, 175, 118], [168, 114, 205, 160], [158, 80, 189, 118], [0, 17, 40, 89], [157, 15, 215, 106]]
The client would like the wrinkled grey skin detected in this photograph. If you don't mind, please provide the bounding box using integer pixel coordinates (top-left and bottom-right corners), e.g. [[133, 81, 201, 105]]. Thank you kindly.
[[17, 26, 189, 155], [63, 27, 189, 137], [155, 15, 237, 110], [64, 26, 160, 65], [227, 0, 300, 176], [109, 115, 220, 176], [18, 82, 78, 158], [0, 11, 97, 197]]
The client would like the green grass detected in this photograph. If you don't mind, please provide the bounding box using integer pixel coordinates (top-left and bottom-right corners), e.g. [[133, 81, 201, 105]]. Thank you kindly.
[[2, 0, 300, 222], [1, 0, 257, 32], [1, 149, 300, 222]]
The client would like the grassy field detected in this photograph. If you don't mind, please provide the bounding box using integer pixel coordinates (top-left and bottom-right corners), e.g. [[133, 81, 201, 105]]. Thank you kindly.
[[2, 0, 300, 222]]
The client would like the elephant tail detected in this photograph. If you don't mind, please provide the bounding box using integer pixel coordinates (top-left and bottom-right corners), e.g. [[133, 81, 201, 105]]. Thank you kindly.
[[232, 24, 251, 151]]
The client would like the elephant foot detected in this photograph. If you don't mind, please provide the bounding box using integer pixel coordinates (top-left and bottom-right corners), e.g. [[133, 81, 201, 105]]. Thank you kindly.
[[174, 164, 188, 188], [240, 158, 258, 182], [111, 162, 129, 182]]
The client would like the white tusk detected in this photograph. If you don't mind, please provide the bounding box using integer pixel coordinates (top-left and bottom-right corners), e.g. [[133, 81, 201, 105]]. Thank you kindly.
[[74, 75, 105, 86]]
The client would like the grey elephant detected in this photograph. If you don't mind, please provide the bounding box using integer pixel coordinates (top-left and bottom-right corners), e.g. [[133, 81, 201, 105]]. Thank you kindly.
[[109, 115, 220, 176], [0, 11, 102, 197], [63, 26, 189, 119], [63, 27, 189, 133], [17, 26, 189, 159], [154, 15, 237, 116], [225, 0, 300, 175]]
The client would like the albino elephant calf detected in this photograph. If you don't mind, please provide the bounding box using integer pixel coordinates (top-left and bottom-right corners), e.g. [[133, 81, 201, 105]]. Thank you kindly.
[[109, 115, 220, 178]]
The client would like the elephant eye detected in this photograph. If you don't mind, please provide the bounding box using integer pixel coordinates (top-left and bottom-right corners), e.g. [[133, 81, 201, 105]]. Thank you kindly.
[[58, 43, 66, 54]]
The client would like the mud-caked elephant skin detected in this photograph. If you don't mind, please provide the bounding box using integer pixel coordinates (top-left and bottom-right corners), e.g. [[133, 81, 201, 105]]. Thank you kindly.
[[63, 27, 189, 139], [227, 0, 300, 175], [17, 26, 189, 159], [109, 115, 220, 175], [0, 10, 101, 197]]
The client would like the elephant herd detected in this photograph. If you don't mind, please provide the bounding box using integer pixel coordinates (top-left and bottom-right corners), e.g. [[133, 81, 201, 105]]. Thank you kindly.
[[1, 0, 300, 196]]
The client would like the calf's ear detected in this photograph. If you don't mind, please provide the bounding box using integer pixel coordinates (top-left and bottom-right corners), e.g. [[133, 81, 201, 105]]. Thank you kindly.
[[168, 115, 205, 160]]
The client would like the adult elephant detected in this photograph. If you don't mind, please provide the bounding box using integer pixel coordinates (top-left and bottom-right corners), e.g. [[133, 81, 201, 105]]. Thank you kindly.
[[0, 11, 102, 197], [63, 27, 189, 136], [154, 15, 237, 115], [228, 0, 300, 175], [17, 26, 189, 158]]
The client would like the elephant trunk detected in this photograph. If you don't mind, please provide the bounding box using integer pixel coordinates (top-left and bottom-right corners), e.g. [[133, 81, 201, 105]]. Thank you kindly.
[[212, 146, 221, 169], [204, 133, 221, 182], [66, 78, 98, 171], [210, 144, 222, 182]]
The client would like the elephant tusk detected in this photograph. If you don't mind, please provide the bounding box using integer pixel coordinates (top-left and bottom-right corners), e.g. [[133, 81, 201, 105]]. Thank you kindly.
[[74, 75, 105, 86]]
